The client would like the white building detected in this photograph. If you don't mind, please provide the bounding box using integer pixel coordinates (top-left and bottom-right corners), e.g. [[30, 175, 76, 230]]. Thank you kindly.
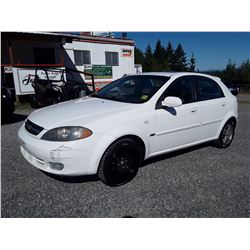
[[1, 32, 138, 96], [64, 35, 135, 90]]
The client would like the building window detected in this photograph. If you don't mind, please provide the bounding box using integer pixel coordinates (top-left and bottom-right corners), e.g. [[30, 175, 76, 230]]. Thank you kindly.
[[74, 50, 91, 66], [33, 48, 56, 64], [105, 52, 119, 66]]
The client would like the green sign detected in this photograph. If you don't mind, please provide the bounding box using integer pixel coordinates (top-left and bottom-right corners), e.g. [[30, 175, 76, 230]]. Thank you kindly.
[[85, 65, 112, 79]]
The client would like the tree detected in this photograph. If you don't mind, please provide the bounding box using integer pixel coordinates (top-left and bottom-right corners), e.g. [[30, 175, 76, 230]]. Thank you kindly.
[[172, 43, 188, 71], [238, 59, 250, 84], [224, 59, 237, 82], [165, 41, 174, 71], [153, 40, 166, 71], [188, 52, 196, 72], [202, 58, 250, 92], [143, 45, 154, 72], [140, 41, 197, 73], [134, 47, 144, 65], [165, 41, 174, 58]]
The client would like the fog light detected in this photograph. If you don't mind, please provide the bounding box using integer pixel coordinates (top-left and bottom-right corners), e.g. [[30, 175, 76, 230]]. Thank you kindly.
[[49, 162, 64, 170]]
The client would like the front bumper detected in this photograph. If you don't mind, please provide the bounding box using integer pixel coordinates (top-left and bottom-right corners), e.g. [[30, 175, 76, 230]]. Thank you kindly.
[[18, 123, 114, 176]]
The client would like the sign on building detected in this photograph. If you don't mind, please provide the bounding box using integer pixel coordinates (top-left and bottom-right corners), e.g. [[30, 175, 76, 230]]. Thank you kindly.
[[121, 49, 133, 57], [85, 65, 113, 80], [13, 67, 65, 95]]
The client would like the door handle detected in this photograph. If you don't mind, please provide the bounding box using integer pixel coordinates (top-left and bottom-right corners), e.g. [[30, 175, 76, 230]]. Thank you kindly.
[[190, 108, 197, 113]]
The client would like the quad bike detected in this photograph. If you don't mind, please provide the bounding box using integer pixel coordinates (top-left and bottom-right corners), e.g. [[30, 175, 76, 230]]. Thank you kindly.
[[30, 67, 95, 108]]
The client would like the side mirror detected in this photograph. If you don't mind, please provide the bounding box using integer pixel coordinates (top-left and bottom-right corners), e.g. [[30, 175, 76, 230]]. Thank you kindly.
[[161, 96, 182, 107]]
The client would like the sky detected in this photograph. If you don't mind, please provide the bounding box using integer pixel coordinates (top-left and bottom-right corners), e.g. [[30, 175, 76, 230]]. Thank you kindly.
[[114, 32, 250, 71]]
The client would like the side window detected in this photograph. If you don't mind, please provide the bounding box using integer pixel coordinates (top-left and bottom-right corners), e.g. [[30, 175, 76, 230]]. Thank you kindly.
[[105, 52, 119, 66], [74, 50, 91, 66], [162, 76, 195, 105], [196, 76, 224, 101], [81, 50, 91, 64]]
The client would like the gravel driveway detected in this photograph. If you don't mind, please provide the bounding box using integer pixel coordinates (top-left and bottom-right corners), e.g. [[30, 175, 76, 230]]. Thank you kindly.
[[1, 95, 249, 217]]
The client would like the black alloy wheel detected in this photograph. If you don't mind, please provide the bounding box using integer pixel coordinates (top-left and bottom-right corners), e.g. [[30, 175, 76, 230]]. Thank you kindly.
[[98, 138, 142, 186]]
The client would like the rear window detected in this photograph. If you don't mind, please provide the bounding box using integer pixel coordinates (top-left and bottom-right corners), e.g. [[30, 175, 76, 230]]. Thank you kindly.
[[196, 76, 224, 101]]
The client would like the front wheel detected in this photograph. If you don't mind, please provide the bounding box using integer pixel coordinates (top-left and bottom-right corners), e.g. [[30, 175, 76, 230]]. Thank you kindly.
[[98, 138, 142, 186], [214, 120, 235, 148]]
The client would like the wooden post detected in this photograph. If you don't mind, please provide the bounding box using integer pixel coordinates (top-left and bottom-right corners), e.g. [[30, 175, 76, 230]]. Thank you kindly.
[[60, 43, 65, 66], [8, 40, 14, 65], [8, 40, 20, 104]]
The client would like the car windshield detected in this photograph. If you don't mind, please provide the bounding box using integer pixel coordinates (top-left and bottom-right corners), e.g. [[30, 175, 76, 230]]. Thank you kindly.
[[91, 75, 170, 104]]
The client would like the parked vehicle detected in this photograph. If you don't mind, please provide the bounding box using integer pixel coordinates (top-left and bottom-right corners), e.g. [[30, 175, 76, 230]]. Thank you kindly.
[[223, 81, 240, 96], [30, 68, 95, 108], [18, 72, 238, 186]]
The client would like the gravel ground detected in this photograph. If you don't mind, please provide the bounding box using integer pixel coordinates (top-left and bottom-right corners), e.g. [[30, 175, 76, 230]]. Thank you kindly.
[[1, 95, 250, 218]]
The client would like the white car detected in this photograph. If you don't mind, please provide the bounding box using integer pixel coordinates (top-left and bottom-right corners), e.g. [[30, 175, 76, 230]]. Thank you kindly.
[[18, 72, 238, 186]]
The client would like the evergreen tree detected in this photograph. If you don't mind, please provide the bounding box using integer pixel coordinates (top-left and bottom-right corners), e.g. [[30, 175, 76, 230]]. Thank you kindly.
[[238, 59, 250, 83], [153, 40, 166, 71], [165, 41, 174, 71], [172, 43, 188, 71], [165, 41, 174, 58], [202, 58, 250, 91], [154, 40, 163, 60], [189, 53, 196, 72], [134, 47, 144, 65], [224, 59, 237, 82], [143, 45, 154, 72]]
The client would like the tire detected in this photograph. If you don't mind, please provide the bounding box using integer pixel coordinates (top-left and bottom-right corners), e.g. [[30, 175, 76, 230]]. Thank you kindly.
[[214, 120, 235, 148], [98, 138, 142, 186]]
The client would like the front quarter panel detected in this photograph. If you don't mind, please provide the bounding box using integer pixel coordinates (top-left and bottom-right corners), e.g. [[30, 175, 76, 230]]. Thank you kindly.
[[87, 105, 155, 172]]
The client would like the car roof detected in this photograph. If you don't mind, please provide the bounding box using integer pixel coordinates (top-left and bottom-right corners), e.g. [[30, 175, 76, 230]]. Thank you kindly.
[[130, 72, 221, 81]]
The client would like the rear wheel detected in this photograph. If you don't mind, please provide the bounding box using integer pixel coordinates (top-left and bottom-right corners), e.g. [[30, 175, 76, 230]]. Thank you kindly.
[[214, 120, 235, 148], [98, 138, 142, 186]]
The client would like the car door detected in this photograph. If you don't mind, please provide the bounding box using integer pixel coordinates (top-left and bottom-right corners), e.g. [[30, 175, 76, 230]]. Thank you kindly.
[[194, 76, 226, 140], [150, 76, 201, 155]]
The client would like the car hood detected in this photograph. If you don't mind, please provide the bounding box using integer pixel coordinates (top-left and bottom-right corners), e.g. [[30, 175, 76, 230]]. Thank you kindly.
[[28, 97, 135, 129]]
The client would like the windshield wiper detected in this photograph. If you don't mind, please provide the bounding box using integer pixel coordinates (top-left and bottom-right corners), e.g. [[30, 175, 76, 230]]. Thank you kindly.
[[90, 93, 104, 99], [91, 93, 128, 103], [90, 93, 119, 101]]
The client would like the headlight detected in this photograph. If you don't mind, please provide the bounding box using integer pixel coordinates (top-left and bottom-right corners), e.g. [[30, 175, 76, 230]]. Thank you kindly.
[[41, 126, 92, 141]]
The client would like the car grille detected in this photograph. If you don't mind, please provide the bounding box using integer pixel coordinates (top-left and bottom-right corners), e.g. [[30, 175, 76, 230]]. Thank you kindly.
[[25, 119, 44, 135]]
